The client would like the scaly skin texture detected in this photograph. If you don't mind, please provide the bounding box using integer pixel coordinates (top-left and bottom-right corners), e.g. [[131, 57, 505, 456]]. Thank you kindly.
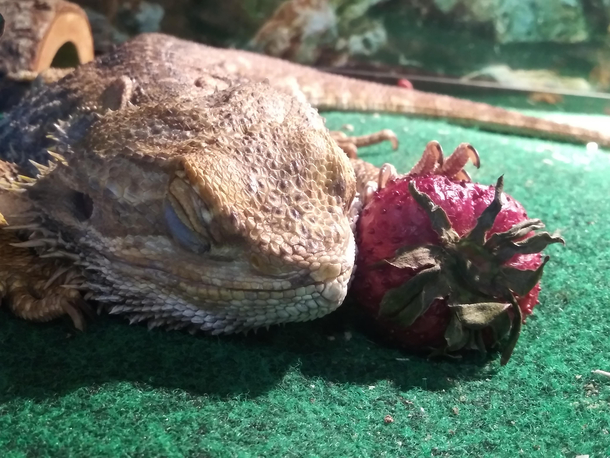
[[0, 34, 362, 333], [0, 33, 605, 333]]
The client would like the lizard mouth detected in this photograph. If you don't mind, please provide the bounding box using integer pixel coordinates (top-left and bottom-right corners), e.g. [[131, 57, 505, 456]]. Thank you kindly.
[[82, 229, 355, 334], [90, 253, 353, 334]]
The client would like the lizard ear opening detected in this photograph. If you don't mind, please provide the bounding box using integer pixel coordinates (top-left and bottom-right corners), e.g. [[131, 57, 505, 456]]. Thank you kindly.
[[70, 190, 94, 222], [28, 177, 94, 229]]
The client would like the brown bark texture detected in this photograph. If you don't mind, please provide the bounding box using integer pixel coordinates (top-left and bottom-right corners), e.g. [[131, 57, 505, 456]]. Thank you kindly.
[[0, 0, 93, 76]]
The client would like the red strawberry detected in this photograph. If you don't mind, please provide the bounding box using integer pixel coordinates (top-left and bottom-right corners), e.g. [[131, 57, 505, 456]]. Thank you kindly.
[[353, 143, 564, 364]]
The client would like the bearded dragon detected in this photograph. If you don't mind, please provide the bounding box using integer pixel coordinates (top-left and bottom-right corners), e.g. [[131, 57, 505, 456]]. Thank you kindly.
[[0, 33, 608, 333]]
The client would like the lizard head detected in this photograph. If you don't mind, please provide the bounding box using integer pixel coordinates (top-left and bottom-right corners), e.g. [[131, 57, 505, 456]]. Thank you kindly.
[[27, 82, 357, 333]]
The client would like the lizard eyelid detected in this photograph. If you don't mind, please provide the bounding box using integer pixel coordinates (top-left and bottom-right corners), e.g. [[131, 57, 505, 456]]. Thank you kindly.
[[164, 200, 210, 254]]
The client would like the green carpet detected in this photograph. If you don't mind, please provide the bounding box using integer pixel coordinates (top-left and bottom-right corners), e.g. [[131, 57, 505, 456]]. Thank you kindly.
[[1, 103, 609, 457]]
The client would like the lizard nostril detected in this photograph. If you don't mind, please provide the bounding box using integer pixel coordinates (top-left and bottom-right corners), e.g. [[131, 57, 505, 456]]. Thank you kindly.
[[309, 262, 342, 282]]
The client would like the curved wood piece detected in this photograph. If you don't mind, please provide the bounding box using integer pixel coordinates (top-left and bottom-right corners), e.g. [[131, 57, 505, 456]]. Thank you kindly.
[[0, 0, 94, 77]]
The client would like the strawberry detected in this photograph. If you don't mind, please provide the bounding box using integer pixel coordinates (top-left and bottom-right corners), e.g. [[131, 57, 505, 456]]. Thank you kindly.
[[352, 142, 564, 364]]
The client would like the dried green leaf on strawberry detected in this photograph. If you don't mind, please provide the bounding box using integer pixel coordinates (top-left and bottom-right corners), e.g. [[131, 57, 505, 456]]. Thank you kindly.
[[353, 141, 564, 364]]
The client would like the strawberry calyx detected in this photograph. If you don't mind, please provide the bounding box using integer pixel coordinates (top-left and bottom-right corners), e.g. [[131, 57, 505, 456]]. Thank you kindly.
[[378, 176, 565, 364]]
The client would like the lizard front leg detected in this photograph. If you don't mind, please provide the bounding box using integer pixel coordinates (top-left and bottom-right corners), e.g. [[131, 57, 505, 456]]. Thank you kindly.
[[0, 162, 89, 330], [329, 128, 399, 199], [345, 140, 482, 214]]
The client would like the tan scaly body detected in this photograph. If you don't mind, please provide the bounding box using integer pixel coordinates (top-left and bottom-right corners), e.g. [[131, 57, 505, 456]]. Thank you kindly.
[[0, 34, 607, 332]]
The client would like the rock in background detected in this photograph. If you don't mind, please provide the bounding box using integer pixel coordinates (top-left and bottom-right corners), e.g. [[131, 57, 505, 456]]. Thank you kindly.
[[432, 0, 590, 44], [67, 0, 610, 92], [248, 0, 389, 65]]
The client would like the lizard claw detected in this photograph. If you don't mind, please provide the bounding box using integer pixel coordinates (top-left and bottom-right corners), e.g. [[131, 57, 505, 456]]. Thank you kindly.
[[408, 140, 444, 176], [1, 223, 89, 331], [452, 169, 472, 182], [440, 143, 480, 180], [331, 129, 399, 158], [353, 181, 378, 212], [1, 264, 89, 331], [363, 181, 377, 205], [378, 162, 398, 190], [408, 141, 479, 182]]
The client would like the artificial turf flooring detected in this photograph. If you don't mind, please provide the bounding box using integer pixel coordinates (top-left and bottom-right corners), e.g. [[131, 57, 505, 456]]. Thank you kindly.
[[0, 100, 609, 457]]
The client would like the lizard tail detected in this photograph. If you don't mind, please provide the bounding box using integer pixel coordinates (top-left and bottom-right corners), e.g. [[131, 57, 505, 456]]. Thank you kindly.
[[304, 75, 610, 148]]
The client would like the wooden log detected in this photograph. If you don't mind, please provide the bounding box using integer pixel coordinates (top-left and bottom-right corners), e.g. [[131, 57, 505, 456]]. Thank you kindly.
[[0, 0, 94, 77]]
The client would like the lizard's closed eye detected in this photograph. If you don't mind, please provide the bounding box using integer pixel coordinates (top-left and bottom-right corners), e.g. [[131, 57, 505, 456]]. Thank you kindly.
[[165, 176, 212, 254], [164, 201, 210, 254]]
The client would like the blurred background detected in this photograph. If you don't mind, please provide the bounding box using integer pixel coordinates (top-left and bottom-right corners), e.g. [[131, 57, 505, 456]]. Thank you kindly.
[[71, 0, 610, 115]]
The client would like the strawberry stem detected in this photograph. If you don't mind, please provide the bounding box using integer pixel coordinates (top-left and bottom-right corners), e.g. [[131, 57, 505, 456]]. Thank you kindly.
[[380, 176, 565, 364], [467, 175, 504, 245], [408, 181, 458, 243], [501, 296, 523, 365]]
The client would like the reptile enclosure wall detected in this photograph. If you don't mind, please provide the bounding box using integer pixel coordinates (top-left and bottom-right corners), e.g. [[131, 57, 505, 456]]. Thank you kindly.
[[0, 1, 608, 457]]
